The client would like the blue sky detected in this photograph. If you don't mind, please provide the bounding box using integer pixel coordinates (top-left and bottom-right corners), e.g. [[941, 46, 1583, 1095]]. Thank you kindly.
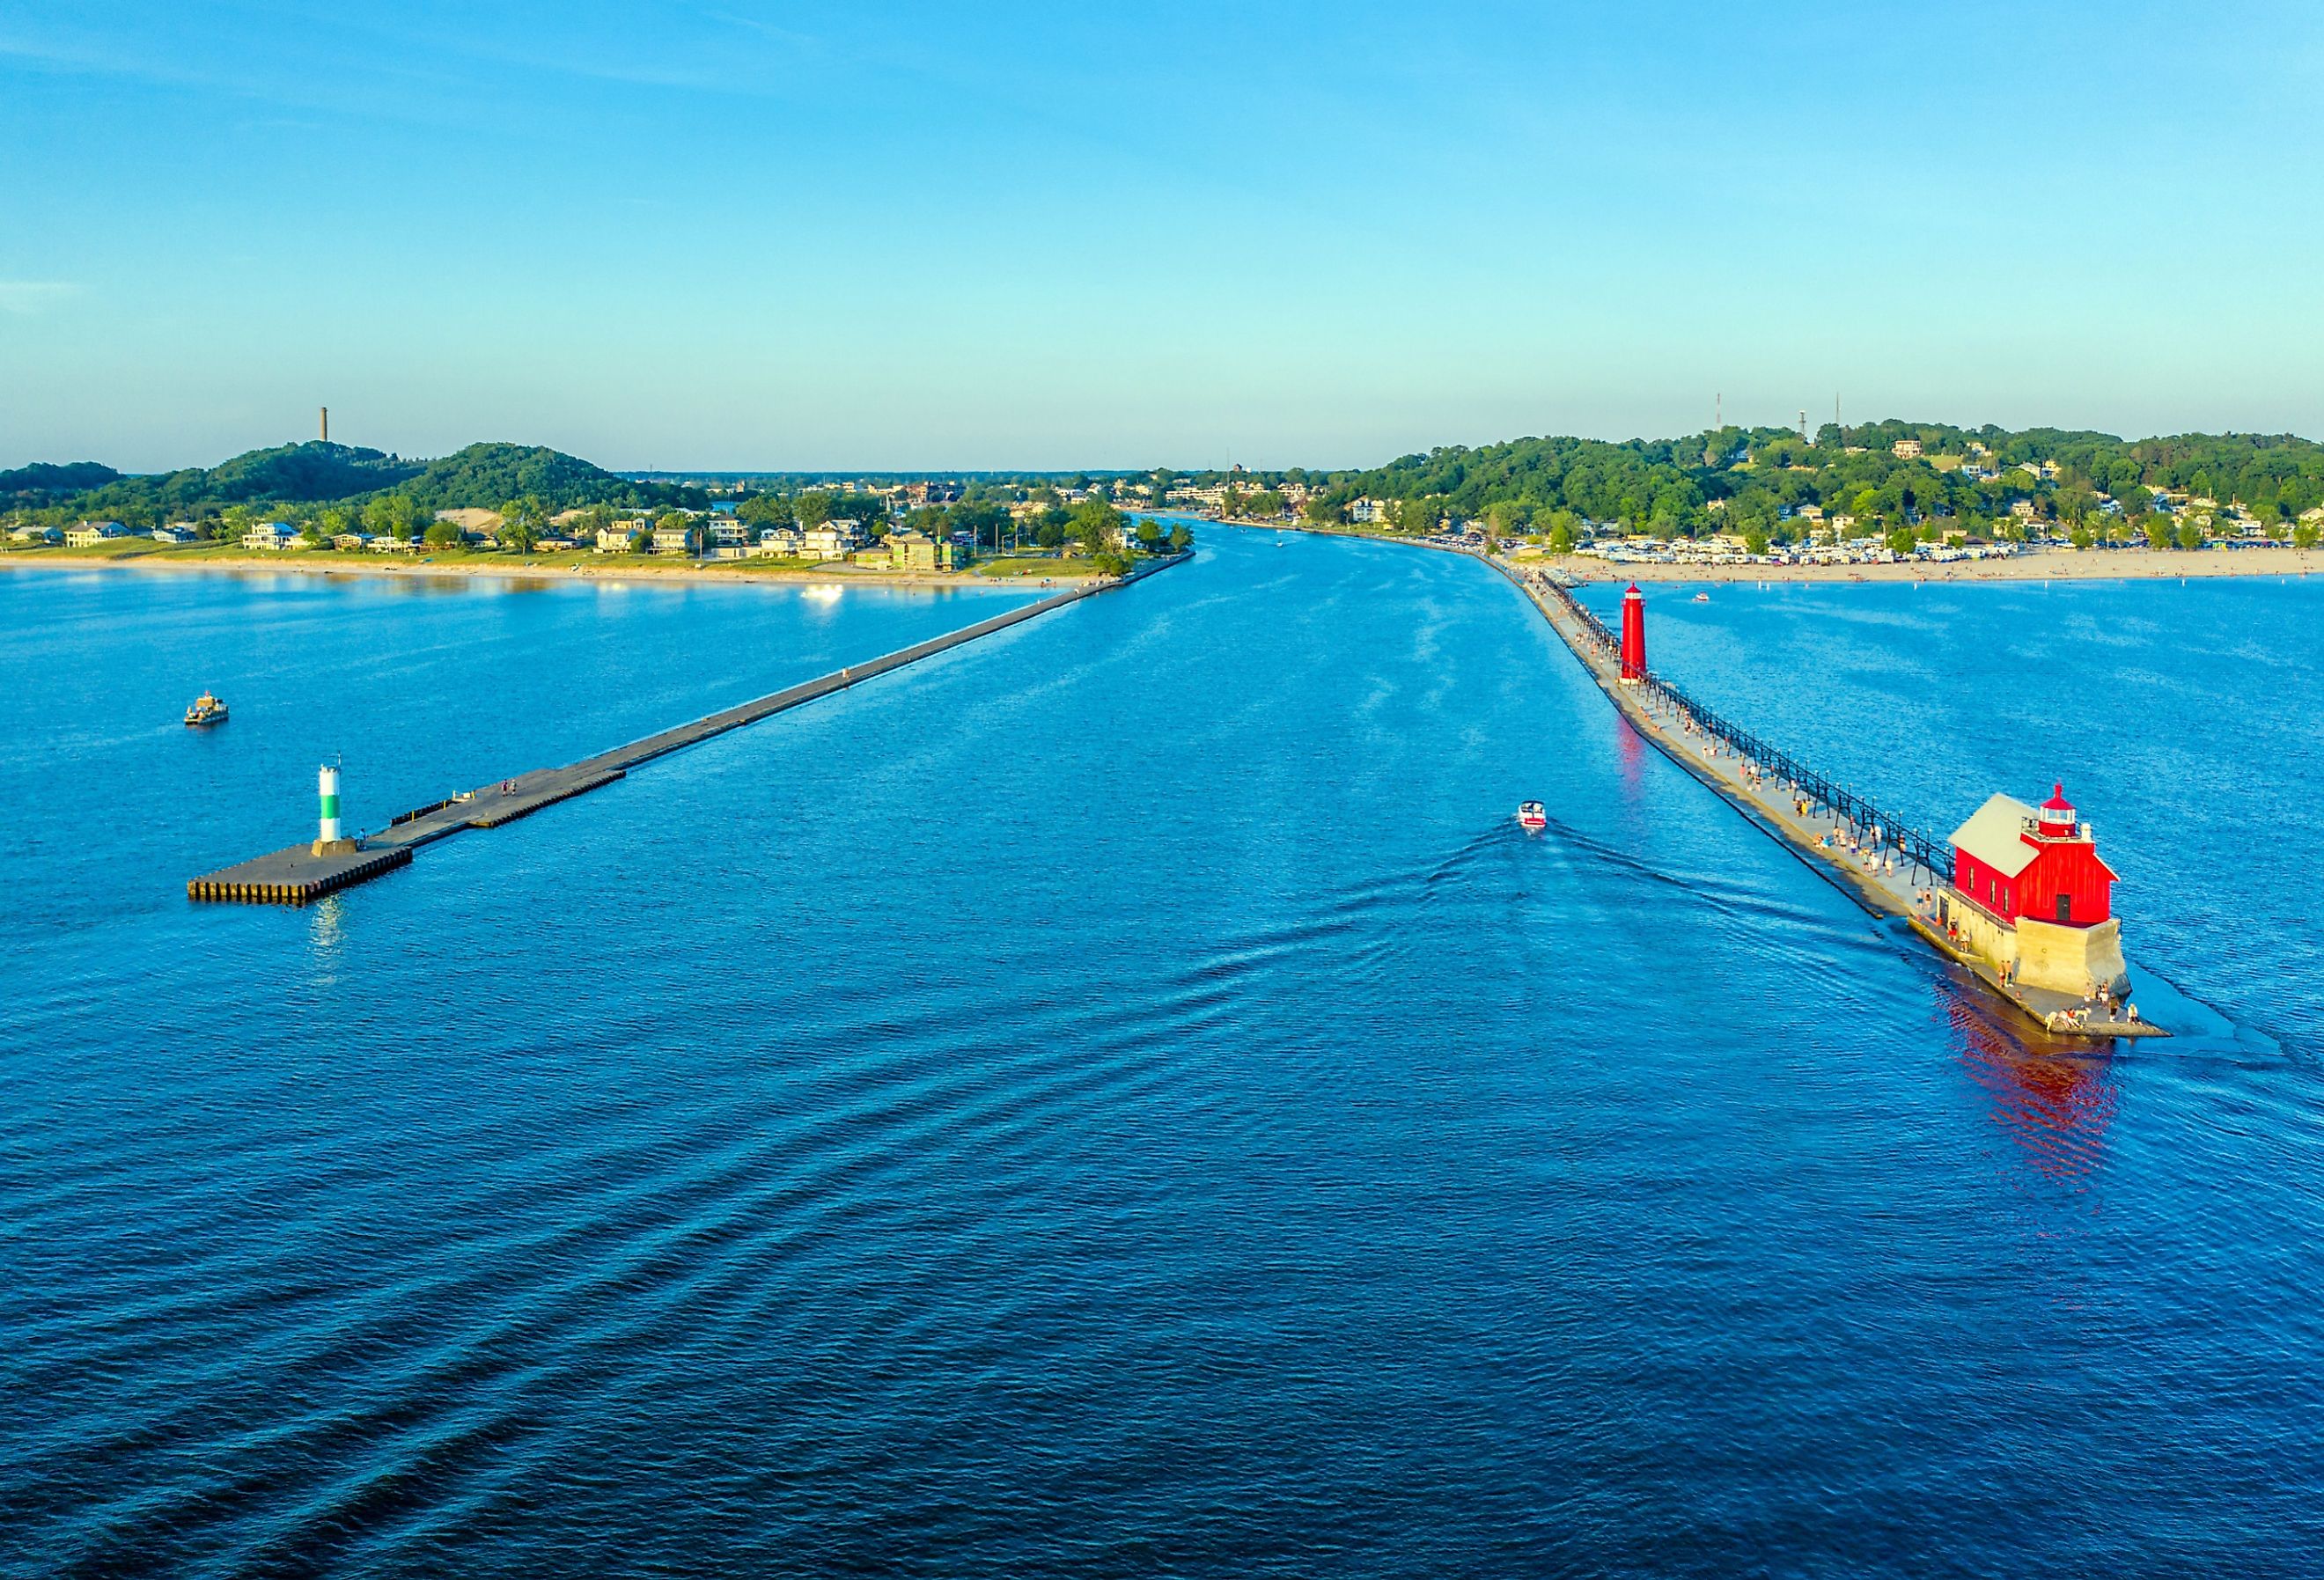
[[4, 1, 2320, 471]]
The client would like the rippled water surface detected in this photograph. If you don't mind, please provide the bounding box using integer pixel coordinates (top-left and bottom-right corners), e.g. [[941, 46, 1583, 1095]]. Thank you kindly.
[[4, 544, 2319, 1576]]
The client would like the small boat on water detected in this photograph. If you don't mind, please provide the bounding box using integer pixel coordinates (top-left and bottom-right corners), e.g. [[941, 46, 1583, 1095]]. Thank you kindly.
[[1692, 592, 1710, 602], [184, 691, 229, 727], [1517, 800, 1548, 832]]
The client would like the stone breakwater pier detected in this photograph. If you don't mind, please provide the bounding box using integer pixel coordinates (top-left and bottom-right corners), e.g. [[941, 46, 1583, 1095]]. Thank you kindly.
[[190, 555, 1190, 907], [1493, 559, 2166, 1041]]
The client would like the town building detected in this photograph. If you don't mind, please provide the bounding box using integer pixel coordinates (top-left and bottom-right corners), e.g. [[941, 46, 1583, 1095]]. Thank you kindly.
[[65, 520, 129, 547], [1892, 438, 1923, 459], [805, 524, 864, 561], [884, 529, 935, 570], [240, 522, 297, 550], [752, 527, 805, 557], [150, 524, 200, 544], [10, 523, 62, 543], [880, 529, 966, 570], [1941, 785, 2128, 998], [651, 525, 695, 555]]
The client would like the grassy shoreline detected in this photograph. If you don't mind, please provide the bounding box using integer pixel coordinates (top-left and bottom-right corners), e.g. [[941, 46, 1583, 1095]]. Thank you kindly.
[[0, 540, 1104, 591]]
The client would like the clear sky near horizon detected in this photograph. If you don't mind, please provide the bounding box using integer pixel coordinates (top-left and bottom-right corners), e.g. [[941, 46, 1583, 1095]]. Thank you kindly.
[[4, 2, 2321, 473]]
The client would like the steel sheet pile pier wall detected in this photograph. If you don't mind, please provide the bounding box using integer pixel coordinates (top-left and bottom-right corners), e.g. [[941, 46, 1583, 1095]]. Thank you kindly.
[[187, 846, 412, 905]]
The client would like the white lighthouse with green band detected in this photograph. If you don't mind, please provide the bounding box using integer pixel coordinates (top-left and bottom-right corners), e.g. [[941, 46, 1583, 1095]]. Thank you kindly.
[[318, 763, 342, 844]]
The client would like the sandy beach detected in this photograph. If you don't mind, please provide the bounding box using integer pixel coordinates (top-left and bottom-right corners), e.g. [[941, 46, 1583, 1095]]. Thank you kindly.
[[1538, 546, 2320, 584], [1235, 518, 2321, 584], [0, 547, 1098, 592]]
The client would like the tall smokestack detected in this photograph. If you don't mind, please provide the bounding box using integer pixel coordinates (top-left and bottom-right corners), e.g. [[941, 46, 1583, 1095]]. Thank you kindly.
[[320, 407, 329, 444]]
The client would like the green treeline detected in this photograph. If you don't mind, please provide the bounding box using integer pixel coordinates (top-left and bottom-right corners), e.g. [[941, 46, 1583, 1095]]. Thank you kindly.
[[1268, 422, 2324, 547], [12, 422, 2321, 552], [1, 440, 704, 527]]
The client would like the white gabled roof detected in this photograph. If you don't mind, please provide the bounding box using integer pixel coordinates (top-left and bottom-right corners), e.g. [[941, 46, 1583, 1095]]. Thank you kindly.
[[1950, 794, 2040, 877]]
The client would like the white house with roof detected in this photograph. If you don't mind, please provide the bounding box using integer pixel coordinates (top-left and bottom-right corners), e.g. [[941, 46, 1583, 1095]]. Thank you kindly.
[[65, 520, 129, 547], [804, 524, 864, 561]]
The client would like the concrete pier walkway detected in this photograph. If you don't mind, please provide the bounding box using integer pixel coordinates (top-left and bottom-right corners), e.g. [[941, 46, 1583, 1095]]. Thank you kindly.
[[1497, 559, 2166, 1040], [190, 554, 1189, 906]]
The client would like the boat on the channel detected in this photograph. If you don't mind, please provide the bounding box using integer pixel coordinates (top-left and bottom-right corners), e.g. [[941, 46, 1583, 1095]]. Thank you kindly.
[[1517, 800, 1548, 832], [184, 691, 229, 726]]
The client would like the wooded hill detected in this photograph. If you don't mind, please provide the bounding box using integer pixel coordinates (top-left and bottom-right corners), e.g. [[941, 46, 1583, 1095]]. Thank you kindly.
[[4, 441, 699, 519], [1233, 422, 2324, 539]]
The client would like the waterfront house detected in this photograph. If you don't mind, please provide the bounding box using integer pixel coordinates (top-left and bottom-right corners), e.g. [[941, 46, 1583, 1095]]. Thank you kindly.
[[331, 532, 371, 552], [536, 534, 577, 552], [65, 520, 129, 547], [883, 529, 959, 571], [596, 525, 637, 554], [651, 525, 695, 555], [10, 523, 63, 544], [708, 522, 749, 548], [151, 524, 200, 544], [241, 522, 298, 550], [369, 534, 419, 554], [804, 525, 863, 561], [751, 528, 805, 557]]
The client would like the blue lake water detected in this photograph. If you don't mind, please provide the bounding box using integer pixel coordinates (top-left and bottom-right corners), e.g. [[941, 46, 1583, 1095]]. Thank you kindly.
[[3, 541, 2319, 1576]]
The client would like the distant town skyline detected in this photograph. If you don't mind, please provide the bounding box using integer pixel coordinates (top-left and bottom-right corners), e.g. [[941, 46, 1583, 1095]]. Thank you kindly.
[[5, 1, 2321, 472]]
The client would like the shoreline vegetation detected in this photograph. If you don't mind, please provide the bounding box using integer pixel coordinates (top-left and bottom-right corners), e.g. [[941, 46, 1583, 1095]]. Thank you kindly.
[[0, 540, 1113, 591], [10, 417, 2321, 590], [0, 437, 1195, 587]]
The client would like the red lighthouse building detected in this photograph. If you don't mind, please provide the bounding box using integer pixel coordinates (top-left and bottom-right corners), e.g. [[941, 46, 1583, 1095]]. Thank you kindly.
[[1618, 584, 1647, 682], [1943, 783, 2128, 998]]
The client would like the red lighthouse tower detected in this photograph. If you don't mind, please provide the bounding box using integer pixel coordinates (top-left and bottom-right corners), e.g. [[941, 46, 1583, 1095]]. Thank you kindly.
[[1618, 584, 1647, 682]]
